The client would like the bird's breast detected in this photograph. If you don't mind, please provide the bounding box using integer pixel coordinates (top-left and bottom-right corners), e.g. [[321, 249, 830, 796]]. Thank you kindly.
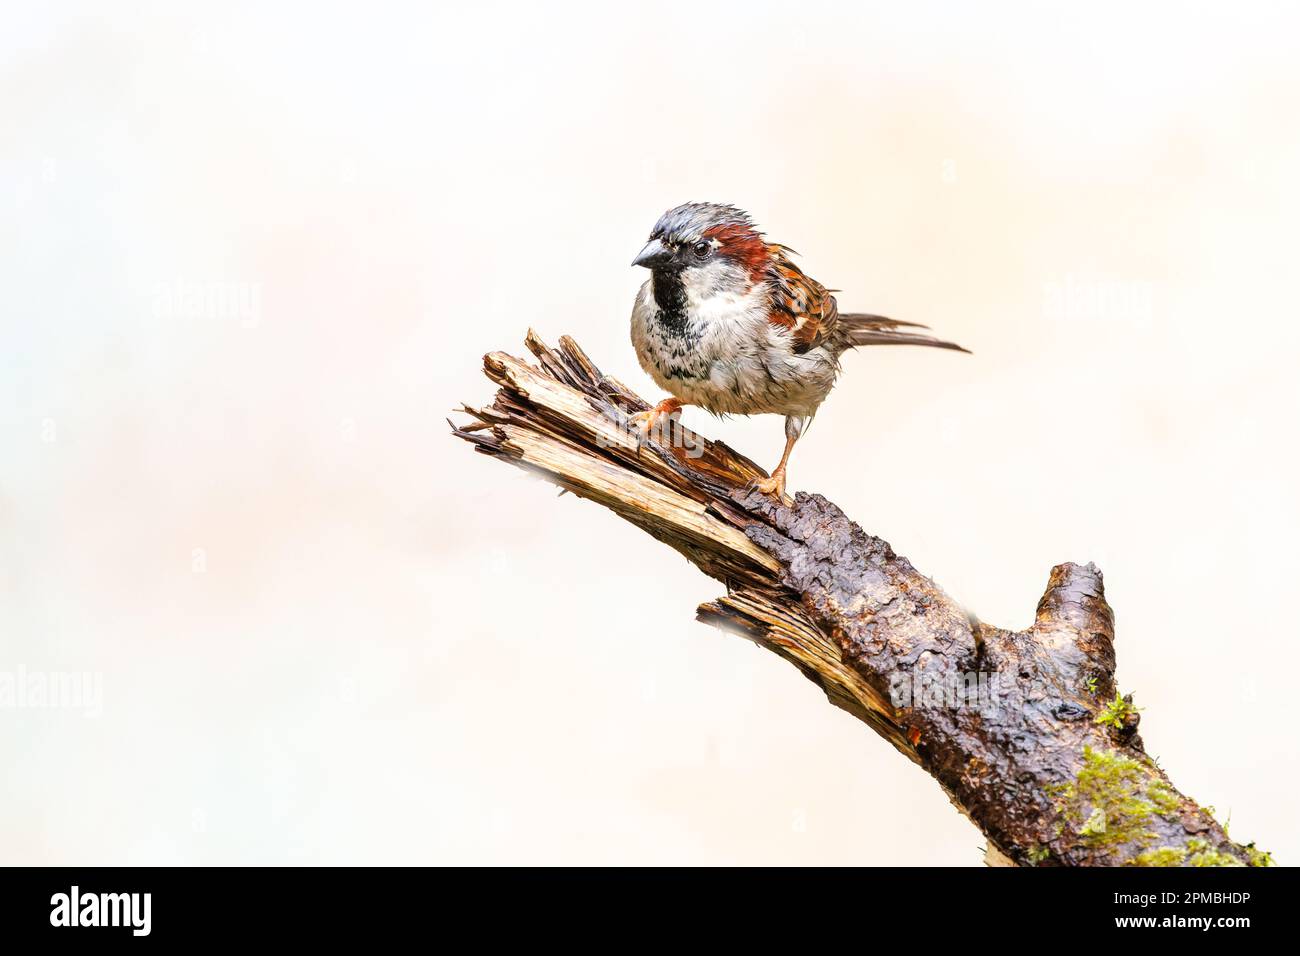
[[631, 281, 837, 417]]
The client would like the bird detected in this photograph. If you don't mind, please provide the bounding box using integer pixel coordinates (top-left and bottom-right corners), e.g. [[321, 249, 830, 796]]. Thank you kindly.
[[629, 202, 968, 504]]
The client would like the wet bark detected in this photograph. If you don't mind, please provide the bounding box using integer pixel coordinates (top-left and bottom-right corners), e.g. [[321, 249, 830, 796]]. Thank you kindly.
[[452, 331, 1268, 867]]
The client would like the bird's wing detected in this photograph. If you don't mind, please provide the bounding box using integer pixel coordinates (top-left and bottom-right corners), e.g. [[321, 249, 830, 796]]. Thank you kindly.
[[766, 246, 968, 354], [765, 246, 841, 354]]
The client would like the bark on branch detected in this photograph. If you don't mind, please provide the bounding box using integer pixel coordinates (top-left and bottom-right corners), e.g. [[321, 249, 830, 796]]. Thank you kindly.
[[452, 331, 1271, 868]]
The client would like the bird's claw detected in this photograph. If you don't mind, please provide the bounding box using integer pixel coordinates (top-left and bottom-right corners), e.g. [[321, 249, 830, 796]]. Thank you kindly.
[[748, 471, 794, 507], [627, 408, 655, 436], [628, 408, 663, 446], [628, 399, 682, 445]]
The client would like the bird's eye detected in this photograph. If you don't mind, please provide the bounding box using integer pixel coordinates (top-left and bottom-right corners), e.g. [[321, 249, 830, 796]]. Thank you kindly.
[[692, 240, 713, 260]]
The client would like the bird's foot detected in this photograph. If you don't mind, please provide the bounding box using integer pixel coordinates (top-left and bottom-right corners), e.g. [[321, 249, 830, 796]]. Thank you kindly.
[[751, 469, 793, 507], [629, 398, 683, 442]]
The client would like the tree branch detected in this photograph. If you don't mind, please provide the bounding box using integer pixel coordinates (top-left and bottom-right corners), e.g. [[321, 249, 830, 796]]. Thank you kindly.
[[452, 331, 1271, 868]]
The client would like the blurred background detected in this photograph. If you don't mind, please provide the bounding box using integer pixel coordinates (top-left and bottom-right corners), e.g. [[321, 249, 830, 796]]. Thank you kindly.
[[2, 1, 1297, 865]]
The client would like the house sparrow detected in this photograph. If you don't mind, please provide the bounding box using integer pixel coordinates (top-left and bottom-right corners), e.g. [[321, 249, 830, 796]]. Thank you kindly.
[[629, 202, 968, 503]]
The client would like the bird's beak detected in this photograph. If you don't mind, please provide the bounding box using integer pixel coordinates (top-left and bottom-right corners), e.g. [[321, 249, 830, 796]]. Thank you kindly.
[[631, 238, 671, 269]]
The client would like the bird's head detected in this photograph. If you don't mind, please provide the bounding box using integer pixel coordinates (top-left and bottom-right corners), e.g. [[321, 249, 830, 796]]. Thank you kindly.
[[632, 203, 771, 296]]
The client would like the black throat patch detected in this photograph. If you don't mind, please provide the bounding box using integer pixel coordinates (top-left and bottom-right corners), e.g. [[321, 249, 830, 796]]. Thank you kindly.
[[651, 269, 690, 338]]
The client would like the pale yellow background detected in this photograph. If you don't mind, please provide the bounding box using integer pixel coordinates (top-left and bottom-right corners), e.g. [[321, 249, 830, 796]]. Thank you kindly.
[[2, 1, 1297, 865]]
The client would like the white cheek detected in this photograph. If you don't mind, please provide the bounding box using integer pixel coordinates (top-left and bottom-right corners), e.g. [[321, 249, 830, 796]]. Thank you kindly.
[[680, 259, 746, 304]]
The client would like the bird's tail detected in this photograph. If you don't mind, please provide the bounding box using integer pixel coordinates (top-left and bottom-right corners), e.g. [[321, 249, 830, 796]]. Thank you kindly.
[[840, 313, 970, 353]]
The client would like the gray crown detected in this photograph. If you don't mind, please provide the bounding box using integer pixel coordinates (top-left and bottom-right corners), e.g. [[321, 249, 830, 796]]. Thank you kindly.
[[649, 203, 755, 244]]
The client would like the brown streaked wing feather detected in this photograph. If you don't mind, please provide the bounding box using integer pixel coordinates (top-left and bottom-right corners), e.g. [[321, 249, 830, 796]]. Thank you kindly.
[[765, 250, 970, 354], [767, 247, 841, 354]]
